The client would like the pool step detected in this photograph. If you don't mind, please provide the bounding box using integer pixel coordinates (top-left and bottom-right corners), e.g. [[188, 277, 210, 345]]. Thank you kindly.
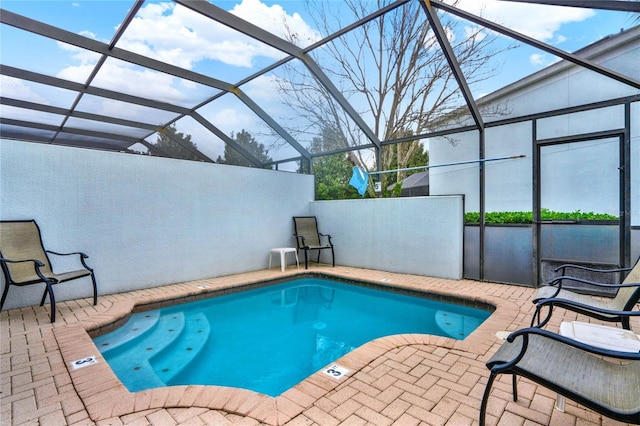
[[98, 312, 187, 392], [150, 312, 211, 384], [94, 310, 161, 355], [435, 310, 483, 339]]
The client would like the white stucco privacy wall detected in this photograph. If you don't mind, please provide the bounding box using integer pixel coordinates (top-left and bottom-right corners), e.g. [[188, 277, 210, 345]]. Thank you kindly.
[[310, 197, 464, 279], [0, 139, 315, 310], [1, 140, 467, 311]]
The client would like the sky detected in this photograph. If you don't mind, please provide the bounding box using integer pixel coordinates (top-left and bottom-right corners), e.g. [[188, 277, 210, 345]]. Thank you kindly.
[[0, 0, 637, 162]]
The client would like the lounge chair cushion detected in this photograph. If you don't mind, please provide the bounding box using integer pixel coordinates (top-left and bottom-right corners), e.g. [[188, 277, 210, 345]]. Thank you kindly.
[[488, 333, 640, 416], [625, 263, 640, 284]]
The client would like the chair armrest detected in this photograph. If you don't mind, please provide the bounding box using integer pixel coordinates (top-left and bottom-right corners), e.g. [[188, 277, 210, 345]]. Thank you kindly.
[[546, 275, 640, 290], [46, 250, 89, 259], [45, 251, 93, 272], [0, 256, 51, 282], [318, 233, 333, 244], [506, 327, 640, 360], [0, 256, 45, 267], [535, 296, 640, 316], [554, 263, 632, 275], [294, 235, 307, 248]]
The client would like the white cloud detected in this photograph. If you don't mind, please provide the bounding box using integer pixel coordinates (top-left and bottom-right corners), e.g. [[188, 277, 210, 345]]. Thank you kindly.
[[554, 34, 567, 45], [95, 99, 154, 121], [464, 25, 486, 44], [47, 0, 320, 130], [449, 0, 595, 42], [118, 2, 270, 69], [115, 0, 320, 71], [424, 25, 456, 50], [0, 76, 51, 105], [56, 59, 204, 108], [56, 63, 96, 83], [243, 74, 282, 101], [213, 107, 255, 131], [56, 36, 102, 68], [170, 118, 226, 159], [95, 61, 196, 104], [464, 25, 480, 40], [529, 53, 545, 66], [230, 0, 321, 46]]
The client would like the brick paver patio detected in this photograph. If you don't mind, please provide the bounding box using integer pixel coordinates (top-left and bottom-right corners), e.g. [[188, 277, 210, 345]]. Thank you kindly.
[[1, 266, 637, 425]]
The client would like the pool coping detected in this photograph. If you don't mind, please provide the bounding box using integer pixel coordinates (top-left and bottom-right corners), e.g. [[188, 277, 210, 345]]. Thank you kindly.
[[53, 268, 520, 426]]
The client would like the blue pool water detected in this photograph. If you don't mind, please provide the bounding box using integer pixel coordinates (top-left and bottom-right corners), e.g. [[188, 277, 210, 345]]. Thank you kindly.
[[94, 278, 491, 396]]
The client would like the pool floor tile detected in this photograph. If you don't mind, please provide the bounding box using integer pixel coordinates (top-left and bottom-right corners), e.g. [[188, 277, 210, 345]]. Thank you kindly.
[[1, 266, 638, 425]]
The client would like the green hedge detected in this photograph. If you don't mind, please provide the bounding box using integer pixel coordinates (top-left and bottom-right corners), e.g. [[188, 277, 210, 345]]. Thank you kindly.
[[464, 209, 618, 224]]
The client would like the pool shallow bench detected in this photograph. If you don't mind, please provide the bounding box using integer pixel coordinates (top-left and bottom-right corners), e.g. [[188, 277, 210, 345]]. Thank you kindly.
[[52, 268, 516, 426]]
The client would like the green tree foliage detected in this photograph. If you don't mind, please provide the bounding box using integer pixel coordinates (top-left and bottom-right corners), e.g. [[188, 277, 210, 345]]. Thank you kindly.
[[309, 127, 429, 199], [310, 127, 361, 200], [313, 154, 360, 200], [216, 129, 272, 167], [381, 138, 429, 190], [154, 124, 202, 161], [313, 153, 361, 200]]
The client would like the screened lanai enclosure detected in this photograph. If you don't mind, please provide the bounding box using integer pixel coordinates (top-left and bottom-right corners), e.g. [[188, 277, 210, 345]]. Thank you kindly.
[[1, 0, 639, 306]]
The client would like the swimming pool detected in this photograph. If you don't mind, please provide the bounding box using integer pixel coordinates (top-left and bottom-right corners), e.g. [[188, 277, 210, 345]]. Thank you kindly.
[[94, 277, 491, 396]]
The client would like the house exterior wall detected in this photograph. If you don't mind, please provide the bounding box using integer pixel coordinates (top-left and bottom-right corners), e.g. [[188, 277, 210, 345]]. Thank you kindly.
[[429, 28, 640, 227]]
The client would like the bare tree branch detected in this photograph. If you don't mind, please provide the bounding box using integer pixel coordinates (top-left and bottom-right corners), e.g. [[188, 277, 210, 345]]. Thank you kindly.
[[275, 0, 514, 193]]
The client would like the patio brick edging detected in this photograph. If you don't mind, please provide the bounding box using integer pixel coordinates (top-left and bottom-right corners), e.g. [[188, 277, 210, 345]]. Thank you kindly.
[[52, 269, 520, 426]]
